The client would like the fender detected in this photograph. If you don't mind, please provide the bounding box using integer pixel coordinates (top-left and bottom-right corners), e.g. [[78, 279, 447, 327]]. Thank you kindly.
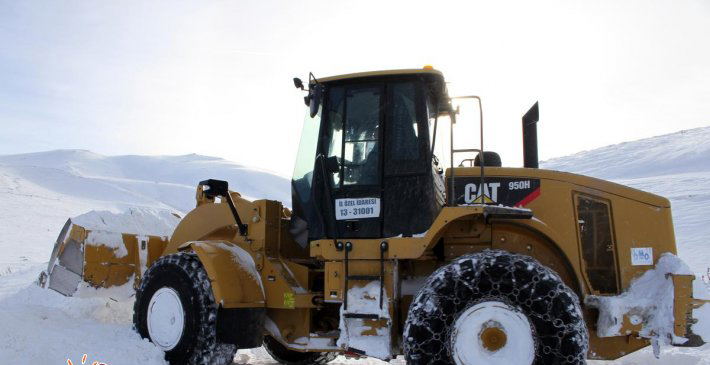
[[418, 207, 584, 296], [181, 240, 265, 308], [165, 194, 257, 255]]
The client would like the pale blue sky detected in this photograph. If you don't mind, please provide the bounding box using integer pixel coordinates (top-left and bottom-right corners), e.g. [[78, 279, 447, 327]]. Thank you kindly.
[[1, 0, 709, 176]]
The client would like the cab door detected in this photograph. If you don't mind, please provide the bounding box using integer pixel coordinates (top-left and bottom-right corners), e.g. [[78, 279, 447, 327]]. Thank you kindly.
[[323, 84, 384, 238]]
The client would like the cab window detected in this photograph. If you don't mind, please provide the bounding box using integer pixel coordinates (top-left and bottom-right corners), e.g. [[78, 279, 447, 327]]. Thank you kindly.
[[325, 85, 382, 187], [576, 194, 619, 294]]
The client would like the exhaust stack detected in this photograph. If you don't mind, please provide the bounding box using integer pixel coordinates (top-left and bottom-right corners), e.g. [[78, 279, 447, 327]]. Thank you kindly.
[[522, 102, 539, 168]]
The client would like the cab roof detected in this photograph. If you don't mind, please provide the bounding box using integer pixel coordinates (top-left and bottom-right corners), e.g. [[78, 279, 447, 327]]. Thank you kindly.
[[316, 68, 445, 84]]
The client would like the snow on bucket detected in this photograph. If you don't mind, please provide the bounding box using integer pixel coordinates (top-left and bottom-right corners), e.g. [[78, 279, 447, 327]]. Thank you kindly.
[[38, 208, 180, 296]]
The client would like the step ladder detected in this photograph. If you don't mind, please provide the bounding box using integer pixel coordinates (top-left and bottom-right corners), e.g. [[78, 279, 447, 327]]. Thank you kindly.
[[336, 240, 392, 360], [338, 240, 388, 317]]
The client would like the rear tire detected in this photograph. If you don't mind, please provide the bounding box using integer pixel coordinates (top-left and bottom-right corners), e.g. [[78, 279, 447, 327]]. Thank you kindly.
[[404, 250, 588, 365], [133, 253, 236, 365], [262, 335, 335, 365]]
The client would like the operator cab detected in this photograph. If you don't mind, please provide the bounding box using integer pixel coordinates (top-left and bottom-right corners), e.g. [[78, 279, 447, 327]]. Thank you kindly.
[[290, 69, 449, 246]]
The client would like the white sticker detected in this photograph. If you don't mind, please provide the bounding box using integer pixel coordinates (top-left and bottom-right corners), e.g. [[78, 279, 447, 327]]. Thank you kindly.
[[335, 198, 380, 220], [631, 247, 653, 266]]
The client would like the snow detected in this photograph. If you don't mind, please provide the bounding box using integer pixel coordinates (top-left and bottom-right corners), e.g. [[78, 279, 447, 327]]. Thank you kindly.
[[0, 126, 709, 364], [73, 208, 181, 238], [0, 283, 166, 365], [586, 254, 692, 356], [337, 281, 392, 360], [86, 230, 129, 257], [74, 275, 137, 300]]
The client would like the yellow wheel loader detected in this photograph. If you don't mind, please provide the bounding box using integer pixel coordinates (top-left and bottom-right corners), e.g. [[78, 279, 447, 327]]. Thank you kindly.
[[42, 68, 708, 365]]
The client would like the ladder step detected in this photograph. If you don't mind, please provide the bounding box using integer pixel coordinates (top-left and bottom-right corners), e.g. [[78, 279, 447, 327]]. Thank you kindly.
[[344, 313, 381, 320], [313, 330, 340, 339], [346, 275, 381, 281]]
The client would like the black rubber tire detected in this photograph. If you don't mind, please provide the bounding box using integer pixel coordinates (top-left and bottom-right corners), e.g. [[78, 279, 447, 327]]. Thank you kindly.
[[133, 253, 237, 365], [262, 335, 336, 365], [404, 250, 588, 365]]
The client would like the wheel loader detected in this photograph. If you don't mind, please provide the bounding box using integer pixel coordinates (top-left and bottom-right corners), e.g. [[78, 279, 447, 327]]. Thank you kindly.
[[41, 67, 709, 365]]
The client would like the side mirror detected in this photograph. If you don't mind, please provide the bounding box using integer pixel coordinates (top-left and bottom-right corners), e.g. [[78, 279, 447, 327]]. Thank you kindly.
[[293, 77, 304, 90], [309, 84, 323, 118]]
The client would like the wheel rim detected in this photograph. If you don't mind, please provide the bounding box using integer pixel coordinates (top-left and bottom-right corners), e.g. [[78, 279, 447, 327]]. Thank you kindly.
[[147, 287, 185, 351], [450, 301, 535, 365]]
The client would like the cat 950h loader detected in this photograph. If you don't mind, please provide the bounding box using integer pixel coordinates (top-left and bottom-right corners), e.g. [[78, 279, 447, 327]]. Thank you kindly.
[[43, 68, 708, 365]]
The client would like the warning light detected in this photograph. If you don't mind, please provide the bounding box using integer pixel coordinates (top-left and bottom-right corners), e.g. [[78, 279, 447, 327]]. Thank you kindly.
[[423, 65, 434, 70]]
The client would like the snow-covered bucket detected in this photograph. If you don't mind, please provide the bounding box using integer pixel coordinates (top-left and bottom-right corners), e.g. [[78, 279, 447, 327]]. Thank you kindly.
[[38, 208, 180, 296]]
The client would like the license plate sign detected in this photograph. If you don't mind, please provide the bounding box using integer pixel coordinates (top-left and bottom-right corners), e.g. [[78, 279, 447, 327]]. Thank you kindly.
[[335, 198, 380, 220]]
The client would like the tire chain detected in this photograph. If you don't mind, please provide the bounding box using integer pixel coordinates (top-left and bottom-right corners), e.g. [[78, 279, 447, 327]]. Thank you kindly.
[[404, 250, 588, 365], [134, 252, 237, 365]]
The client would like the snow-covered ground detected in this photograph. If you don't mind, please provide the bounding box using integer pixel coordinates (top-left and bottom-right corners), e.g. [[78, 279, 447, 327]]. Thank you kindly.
[[0, 127, 709, 364]]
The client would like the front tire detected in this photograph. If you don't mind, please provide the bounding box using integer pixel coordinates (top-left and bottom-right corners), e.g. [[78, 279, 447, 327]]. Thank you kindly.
[[133, 253, 236, 365], [404, 250, 588, 365]]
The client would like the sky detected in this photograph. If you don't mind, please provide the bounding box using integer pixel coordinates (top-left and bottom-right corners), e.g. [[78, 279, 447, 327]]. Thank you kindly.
[[0, 0, 709, 177]]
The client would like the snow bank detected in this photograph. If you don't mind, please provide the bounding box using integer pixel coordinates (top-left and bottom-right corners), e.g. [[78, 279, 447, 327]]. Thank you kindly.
[[73, 207, 181, 237], [586, 253, 693, 356], [0, 284, 166, 365], [74, 275, 138, 301]]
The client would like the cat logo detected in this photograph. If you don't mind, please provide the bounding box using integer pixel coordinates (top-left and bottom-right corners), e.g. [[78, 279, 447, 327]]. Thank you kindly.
[[454, 177, 541, 207], [463, 182, 500, 204]]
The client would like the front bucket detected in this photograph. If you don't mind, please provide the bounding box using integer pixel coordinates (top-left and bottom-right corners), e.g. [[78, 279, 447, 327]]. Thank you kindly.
[[40, 213, 173, 296]]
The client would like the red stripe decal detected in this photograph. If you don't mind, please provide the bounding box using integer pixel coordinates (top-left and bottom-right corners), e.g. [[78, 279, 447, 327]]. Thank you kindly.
[[515, 187, 541, 207]]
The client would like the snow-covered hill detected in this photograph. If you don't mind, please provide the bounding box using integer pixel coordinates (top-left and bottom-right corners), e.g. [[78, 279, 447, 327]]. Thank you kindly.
[[542, 127, 710, 180], [0, 150, 290, 279], [0, 126, 709, 365], [0, 149, 290, 213]]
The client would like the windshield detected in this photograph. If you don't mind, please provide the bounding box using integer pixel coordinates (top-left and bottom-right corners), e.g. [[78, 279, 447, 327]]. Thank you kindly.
[[292, 105, 322, 202]]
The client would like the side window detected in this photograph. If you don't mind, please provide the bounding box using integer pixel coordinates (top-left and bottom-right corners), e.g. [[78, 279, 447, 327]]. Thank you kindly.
[[326, 87, 345, 187], [576, 195, 619, 294], [343, 87, 381, 185], [389, 82, 419, 161]]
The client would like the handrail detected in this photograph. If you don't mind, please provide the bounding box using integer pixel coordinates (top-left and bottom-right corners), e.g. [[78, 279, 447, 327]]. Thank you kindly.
[[448, 96, 484, 206]]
